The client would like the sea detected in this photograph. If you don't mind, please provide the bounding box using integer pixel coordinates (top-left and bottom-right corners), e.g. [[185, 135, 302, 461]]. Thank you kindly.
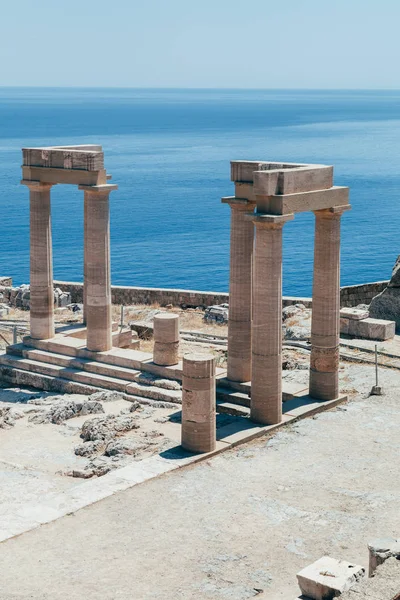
[[1, 88, 400, 296]]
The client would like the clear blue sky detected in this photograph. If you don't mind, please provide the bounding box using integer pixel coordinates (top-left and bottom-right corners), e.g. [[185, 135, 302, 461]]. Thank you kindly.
[[2, 0, 399, 88]]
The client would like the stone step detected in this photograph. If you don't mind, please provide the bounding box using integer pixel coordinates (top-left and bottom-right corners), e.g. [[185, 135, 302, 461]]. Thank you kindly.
[[216, 387, 251, 407], [22, 336, 183, 381], [0, 353, 182, 404], [10, 346, 142, 383], [216, 401, 250, 417]]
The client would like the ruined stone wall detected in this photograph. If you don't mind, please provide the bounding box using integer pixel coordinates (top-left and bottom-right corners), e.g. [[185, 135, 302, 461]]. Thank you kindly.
[[53, 281, 229, 308], [52, 280, 388, 309], [340, 281, 389, 307]]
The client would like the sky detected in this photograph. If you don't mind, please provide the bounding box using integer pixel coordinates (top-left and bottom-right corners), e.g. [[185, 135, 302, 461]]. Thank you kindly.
[[1, 0, 400, 88]]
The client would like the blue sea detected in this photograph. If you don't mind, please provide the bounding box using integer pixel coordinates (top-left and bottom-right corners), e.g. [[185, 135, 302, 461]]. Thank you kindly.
[[1, 88, 400, 296]]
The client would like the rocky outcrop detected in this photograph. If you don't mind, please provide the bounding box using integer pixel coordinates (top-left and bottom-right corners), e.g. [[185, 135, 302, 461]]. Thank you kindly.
[[282, 304, 311, 341], [370, 256, 400, 330]]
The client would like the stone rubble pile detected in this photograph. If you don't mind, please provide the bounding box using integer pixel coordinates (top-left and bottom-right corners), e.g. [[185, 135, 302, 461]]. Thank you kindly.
[[0, 284, 72, 311]]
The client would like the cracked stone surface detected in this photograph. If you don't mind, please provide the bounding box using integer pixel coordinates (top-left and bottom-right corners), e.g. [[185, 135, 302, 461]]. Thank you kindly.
[[0, 361, 399, 599]]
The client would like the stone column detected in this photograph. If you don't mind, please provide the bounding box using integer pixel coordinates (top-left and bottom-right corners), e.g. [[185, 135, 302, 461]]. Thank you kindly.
[[83, 193, 88, 325], [79, 184, 117, 352], [153, 313, 179, 366], [181, 353, 216, 453], [309, 207, 349, 400], [222, 197, 255, 383], [22, 180, 55, 340], [250, 214, 293, 425]]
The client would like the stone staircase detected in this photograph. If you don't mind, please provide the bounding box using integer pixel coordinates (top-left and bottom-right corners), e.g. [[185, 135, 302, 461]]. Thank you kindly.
[[0, 340, 183, 404], [0, 334, 307, 415]]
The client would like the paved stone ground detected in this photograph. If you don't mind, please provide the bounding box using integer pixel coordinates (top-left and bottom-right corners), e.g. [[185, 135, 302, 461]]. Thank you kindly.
[[0, 362, 399, 600]]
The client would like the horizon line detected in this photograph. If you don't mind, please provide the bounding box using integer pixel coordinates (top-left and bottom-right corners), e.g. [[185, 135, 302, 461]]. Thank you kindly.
[[1, 85, 400, 92]]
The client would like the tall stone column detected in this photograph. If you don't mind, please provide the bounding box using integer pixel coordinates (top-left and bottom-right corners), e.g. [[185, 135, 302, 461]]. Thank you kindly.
[[22, 180, 55, 340], [250, 214, 293, 425], [79, 184, 117, 352], [222, 197, 255, 382], [83, 192, 88, 325], [309, 206, 349, 400]]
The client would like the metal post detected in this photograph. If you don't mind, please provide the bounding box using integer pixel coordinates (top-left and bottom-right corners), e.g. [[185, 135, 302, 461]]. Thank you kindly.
[[120, 305, 124, 331], [370, 344, 383, 396], [13, 325, 17, 345]]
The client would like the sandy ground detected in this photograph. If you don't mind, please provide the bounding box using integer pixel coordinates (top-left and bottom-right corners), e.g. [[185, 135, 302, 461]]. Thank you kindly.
[[0, 360, 399, 600]]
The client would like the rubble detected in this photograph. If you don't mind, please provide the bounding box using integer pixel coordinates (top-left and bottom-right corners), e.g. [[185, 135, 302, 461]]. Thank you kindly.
[[282, 303, 312, 341], [0, 284, 71, 311], [28, 398, 104, 424], [80, 414, 140, 442], [0, 406, 24, 429]]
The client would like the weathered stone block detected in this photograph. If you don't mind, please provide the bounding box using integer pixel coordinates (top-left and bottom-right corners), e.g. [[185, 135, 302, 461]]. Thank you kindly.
[[340, 307, 369, 320], [297, 556, 365, 599], [354, 317, 395, 341]]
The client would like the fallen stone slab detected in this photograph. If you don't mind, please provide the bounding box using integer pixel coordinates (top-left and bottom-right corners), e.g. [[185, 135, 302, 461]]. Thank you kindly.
[[297, 556, 365, 600]]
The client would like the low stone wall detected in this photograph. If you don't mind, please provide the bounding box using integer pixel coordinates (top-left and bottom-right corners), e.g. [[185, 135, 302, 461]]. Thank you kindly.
[[53, 280, 389, 309], [54, 281, 229, 308], [340, 281, 389, 308]]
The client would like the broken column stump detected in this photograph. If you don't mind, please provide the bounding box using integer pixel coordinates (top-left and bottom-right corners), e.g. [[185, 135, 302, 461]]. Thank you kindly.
[[181, 353, 216, 453], [153, 313, 179, 366]]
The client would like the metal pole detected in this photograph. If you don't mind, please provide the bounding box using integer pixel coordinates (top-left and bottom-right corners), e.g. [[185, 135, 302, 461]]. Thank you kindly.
[[120, 305, 124, 331], [13, 325, 17, 345], [375, 344, 378, 387]]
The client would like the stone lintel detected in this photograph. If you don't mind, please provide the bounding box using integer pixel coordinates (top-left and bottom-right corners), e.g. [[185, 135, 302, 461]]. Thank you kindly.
[[78, 184, 118, 193], [231, 160, 305, 183], [231, 160, 333, 190], [22, 146, 104, 171], [256, 187, 350, 215], [22, 166, 108, 186], [253, 165, 333, 195]]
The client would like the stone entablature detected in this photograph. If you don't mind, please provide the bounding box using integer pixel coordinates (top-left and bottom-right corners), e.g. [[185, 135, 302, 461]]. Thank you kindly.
[[22, 145, 108, 186]]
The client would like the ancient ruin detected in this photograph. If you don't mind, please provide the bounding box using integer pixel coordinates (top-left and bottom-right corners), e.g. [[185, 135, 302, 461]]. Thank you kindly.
[[223, 161, 351, 424], [0, 151, 356, 449]]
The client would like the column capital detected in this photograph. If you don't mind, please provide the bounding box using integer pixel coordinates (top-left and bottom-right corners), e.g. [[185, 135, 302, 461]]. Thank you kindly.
[[21, 180, 54, 191], [78, 183, 118, 194], [246, 212, 294, 228], [221, 196, 256, 210], [314, 204, 351, 219]]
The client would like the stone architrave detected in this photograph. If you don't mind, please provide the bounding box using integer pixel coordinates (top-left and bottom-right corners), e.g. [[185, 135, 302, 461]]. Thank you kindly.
[[221, 196, 256, 383], [153, 313, 179, 366], [181, 353, 216, 453], [79, 184, 117, 353], [310, 206, 350, 400], [22, 180, 55, 340]]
